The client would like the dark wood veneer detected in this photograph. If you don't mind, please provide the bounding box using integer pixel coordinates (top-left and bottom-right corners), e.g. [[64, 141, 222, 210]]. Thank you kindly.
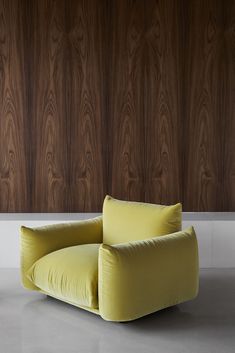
[[0, 0, 234, 212]]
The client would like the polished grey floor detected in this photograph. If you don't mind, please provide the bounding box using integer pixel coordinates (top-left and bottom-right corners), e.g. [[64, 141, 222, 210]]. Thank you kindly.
[[0, 269, 235, 353]]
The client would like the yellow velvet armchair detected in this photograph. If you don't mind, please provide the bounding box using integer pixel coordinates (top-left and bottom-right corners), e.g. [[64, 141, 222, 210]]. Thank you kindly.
[[20, 196, 199, 322]]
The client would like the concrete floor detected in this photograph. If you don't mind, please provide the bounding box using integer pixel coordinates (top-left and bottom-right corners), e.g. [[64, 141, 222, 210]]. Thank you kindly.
[[0, 269, 235, 353]]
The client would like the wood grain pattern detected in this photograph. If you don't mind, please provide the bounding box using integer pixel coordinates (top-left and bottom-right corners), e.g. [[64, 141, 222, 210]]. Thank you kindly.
[[144, 0, 182, 205], [0, 0, 28, 211], [223, 0, 235, 210], [108, 0, 145, 201], [0, 0, 234, 212], [183, 0, 223, 211], [30, 0, 69, 212], [68, 0, 106, 211]]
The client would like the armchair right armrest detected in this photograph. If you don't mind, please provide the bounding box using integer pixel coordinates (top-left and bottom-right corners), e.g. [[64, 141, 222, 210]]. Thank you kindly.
[[98, 226, 199, 322]]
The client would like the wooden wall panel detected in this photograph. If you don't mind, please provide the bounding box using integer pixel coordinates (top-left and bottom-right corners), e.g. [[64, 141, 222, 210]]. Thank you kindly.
[[30, 0, 69, 212], [223, 0, 235, 210], [0, 0, 234, 212], [69, 0, 106, 211], [183, 0, 223, 211], [108, 0, 145, 201], [0, 0, 29, 211], [144, 0, 182, 205]]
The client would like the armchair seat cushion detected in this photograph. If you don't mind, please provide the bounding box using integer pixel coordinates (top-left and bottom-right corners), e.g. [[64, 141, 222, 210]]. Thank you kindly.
[[26, 243, 100, 309]]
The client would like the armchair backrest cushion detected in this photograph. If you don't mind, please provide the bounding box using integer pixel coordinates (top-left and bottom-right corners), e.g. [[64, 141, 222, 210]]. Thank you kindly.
[[103, 196, 182, 245]]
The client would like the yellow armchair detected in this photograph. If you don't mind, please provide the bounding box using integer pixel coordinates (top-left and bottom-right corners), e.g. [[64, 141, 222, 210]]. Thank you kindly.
[[20, 196, 199, 322]]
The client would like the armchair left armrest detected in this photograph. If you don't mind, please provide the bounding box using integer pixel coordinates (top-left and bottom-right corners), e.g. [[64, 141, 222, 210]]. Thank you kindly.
[[20, 216, 103, 290]]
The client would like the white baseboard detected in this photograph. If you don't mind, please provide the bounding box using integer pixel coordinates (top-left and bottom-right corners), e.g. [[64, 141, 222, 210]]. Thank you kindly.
[[0, 213, 234, 268]]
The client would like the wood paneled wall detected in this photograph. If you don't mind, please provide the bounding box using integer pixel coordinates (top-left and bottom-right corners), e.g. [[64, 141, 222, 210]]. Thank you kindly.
[[0, 0, 234, 212]]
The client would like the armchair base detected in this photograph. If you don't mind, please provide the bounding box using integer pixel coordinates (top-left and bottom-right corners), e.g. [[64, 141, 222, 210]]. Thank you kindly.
[[40, 290, 100, 316], [39, 290, 197, 322]]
